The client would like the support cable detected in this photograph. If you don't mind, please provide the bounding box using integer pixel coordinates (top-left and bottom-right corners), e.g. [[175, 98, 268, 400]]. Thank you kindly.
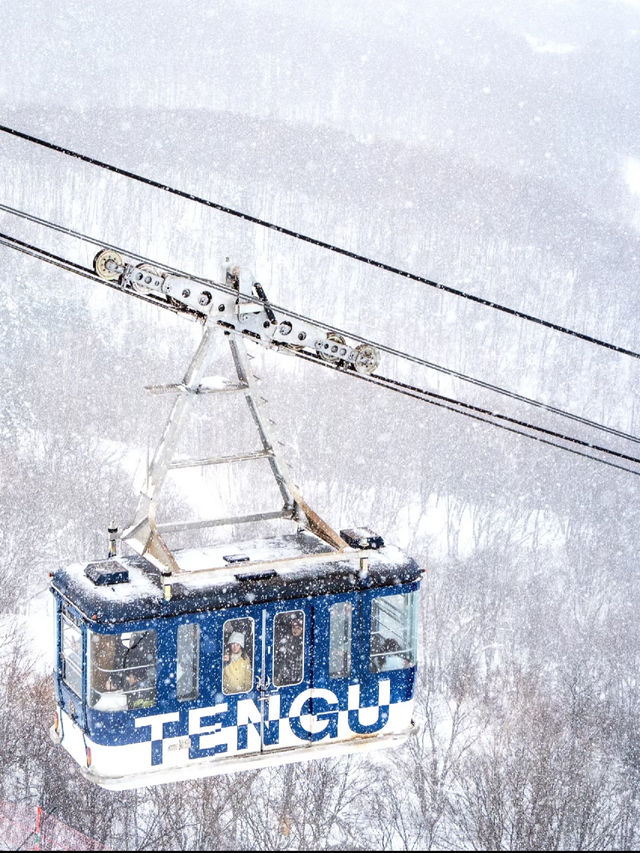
[[1, 231, 639, 475], [1, 122, 639, 360], [292, 350, 640, 477], [0, 231, 201, 319], [1, 205, 638, 448]]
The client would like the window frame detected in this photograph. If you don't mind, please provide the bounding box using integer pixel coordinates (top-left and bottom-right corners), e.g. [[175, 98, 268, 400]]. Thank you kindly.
[[369, 589, 419, 674], [176, 622, 200, 702], [272, 609, 305, 688], [87, 628, 158, 711], [222, 616, 255, 696], [328, 600, 353, 679], [60, 612, 83, 698]]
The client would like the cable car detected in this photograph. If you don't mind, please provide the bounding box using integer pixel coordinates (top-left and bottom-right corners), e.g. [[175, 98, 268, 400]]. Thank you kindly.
[[50, 528, 423, 789], [40, 246, 425, 788]]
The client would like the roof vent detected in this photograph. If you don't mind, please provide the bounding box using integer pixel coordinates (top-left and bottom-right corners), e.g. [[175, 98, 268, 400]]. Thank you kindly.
[[340, 527, 385, 550], [85, 560, 130, 586], [223, 553, 250, 564], [235, 569, 278, 582]]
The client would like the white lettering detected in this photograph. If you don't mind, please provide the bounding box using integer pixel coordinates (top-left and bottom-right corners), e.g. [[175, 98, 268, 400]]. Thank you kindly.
[[188, 703, 228, 736], [348, 678, 390, 711], [134, 711, 179, 740], [266, 693, 281, 722], [237, 698, 261, 726], [289, 688, 339, 735]]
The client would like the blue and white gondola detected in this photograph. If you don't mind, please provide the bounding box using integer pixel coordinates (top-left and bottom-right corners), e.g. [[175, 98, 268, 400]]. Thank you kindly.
[[50, 529, 423, 789]]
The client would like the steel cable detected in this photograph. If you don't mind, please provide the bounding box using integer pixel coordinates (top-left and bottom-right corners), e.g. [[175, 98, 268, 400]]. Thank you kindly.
[[1, 202, 638, 448], [2, 122, 639, 360], [1, 229, 639, 476]]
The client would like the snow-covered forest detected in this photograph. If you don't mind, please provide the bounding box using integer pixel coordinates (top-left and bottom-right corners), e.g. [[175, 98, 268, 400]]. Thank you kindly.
[[1, 0, 640, 849]]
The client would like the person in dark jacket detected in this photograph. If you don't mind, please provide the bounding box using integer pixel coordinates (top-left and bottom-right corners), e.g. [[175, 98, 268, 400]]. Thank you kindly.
[[105, 631, 157, 708], [275, 615, 304, 685]]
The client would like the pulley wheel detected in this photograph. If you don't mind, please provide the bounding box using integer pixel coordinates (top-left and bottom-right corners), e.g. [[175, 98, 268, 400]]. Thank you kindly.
[[353, 343, 380, 375], [93, 249, 123, 281], [318, 332, 347, 363]]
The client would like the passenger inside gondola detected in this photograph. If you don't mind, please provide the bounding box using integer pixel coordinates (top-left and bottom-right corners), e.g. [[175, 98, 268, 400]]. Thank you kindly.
[[273, 611, 304, 686], [222, 620, 253, 694], [90, 630, 157, 711], [369, 591, 418, 673], [378, 638, 410, 671], [370, 634, 409, 672]]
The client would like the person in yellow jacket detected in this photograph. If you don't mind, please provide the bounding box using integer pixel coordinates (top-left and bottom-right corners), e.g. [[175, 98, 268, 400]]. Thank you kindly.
[[223, 631, 252, 694]]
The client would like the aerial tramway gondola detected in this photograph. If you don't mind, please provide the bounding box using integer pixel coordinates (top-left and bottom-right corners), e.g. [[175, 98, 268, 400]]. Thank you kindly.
[[47, 248, 424, 789], [51, 527, 422, 789]]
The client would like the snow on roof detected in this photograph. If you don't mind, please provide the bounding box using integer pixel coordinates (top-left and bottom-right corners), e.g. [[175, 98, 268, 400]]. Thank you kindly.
[[63, 559, 160, 603], [170, 535, 410, 585], [52, 533, 420, 621]]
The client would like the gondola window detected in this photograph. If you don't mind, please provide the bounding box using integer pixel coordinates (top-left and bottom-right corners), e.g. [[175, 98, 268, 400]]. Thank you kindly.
[[329, 601, 352, 678], [61, 614, 83, 697], [370, 591, 418, 672], [222, 618, 254, 694], [177, 623, 200, 701], [88, 630, 157, 711], [273, 610, 305, 687]]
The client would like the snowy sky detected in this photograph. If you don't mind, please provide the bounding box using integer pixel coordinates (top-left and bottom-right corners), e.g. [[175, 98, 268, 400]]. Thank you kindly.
[[2, 1, 639, 137], [1, 1, 639, 240]]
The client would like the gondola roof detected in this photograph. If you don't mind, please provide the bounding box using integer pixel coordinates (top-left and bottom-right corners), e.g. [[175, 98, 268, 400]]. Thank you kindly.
[[51, 531, 423, 625]]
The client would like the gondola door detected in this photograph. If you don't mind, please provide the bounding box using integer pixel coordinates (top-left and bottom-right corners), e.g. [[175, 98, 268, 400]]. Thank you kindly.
[[245, 603, 314, 754], [261, 602, 315, 753], [219, 602, 314, 757]]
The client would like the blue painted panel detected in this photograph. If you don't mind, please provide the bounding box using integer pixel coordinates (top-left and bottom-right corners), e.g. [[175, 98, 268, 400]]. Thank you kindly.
[[53, 578, 421, 761]]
